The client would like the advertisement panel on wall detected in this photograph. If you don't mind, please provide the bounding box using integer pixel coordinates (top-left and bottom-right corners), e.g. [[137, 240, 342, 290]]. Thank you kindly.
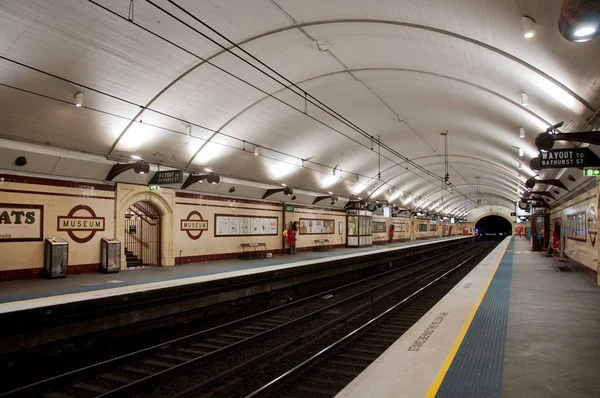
[[0, 204, 43, 242]]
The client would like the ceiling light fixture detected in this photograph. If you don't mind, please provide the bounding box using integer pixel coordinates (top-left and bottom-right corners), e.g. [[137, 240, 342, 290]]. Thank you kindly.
[[254, 147, 260, 156], [519, 127, 525, 138], [575, 26, 597, 37], [518, 161, 522, 170], [185, 125, 192, 136], [521, 92, 529, 106], [131, 155, 142, 160], [281, 183, 287, 187], [328, 191, 333, 195], [519, 148, 524, 157], [75, 92, 83, 107], [522, 16, 536, 38], [203, 168, 212, 172]]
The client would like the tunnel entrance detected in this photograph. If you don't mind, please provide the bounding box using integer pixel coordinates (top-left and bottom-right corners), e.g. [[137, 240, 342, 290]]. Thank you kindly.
[[475, 215, 512, 240]]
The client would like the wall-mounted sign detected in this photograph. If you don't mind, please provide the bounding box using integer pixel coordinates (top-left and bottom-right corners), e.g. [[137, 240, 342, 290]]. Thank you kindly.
[[0, 204, 44, 242], [510, 212, 516, 216], [149, 170, 183, 185], [347, 210, 357, 215], [149, 184, 160, 191], [540, 148, 599, 169], [181, 211, 209, 240], [285, 205, 295, 212], [57, 205, 105, 243], [129, 224, 136, 234], [584, 168, 600, 176]]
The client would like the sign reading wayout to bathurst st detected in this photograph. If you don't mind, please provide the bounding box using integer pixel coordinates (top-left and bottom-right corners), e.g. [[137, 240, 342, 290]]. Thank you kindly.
[[57, 205, 105, 243], [0, 204, 44, 242], [539, 148, 600, 169]]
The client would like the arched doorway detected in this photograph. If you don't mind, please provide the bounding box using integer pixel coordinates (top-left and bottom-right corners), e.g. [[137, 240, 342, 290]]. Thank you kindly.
[[124, 201, 161, 267]]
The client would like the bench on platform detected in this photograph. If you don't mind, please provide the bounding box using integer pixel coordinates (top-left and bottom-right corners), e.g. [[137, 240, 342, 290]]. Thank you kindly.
[[314, 239, 330, 252], [373, 236, 387, 245], [240, 243, 267, 260]]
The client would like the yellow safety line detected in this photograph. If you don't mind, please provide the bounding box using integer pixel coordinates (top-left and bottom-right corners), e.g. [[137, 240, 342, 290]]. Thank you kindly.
[[424, 239, 510, 398]]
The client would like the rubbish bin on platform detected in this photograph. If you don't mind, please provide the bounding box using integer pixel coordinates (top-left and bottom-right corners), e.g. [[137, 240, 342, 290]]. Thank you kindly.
[[44, 238, 68, 278], [100, 238, 121, 273]]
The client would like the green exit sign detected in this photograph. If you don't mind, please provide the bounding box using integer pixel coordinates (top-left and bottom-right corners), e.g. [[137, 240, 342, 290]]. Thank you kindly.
[[285, 205, 295, 212], [149, 184, 160, 191], [583, 168, 600, 176]]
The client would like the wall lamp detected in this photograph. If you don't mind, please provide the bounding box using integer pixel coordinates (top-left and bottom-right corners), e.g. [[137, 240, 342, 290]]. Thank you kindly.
[[182, 173, 221, 189], [536, 121, 600, 151], [106, 161, 150, 181], [558, 0, 599, 42], [312, 194, 339, 205], [262, 186, 293, 199]]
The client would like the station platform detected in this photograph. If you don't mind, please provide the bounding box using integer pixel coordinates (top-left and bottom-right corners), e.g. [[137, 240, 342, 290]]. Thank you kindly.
[[337, 236, 600, 398], [0, 236, 469, 314]]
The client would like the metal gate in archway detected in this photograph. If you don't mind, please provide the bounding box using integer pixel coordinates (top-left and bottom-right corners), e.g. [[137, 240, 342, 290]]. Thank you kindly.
[[124, 201, 161, 267]]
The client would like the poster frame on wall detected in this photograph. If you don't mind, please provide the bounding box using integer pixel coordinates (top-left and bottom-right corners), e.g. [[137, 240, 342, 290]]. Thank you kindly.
[[0, 203, 44, 242], [299, 218, 336, 235], [214, 214, 278, 237]]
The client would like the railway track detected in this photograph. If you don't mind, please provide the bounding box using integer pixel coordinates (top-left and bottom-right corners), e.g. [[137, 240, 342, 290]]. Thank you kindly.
[[1, 240, 491, 398]]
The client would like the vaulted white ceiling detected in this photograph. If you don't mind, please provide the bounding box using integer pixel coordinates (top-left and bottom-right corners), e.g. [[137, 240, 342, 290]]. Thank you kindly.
[[0, 0, 599, 216]]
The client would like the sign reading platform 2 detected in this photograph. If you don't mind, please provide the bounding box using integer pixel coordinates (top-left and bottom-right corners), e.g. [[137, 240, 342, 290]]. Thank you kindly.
[[540, 148, 600, 169]]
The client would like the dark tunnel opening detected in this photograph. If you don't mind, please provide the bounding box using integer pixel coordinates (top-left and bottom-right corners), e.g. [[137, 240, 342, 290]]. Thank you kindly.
[[475, 215, 513, 240]]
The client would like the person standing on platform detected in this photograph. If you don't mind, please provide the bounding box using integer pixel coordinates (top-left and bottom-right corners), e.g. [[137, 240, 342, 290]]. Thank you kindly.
[[389, 224, 395, 243], [288, 222, 296, 254]]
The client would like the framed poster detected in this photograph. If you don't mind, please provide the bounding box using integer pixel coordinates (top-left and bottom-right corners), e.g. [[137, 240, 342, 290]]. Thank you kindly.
[[430, 224, 438, 232], [215, 215, 277, 237], [229, 217, 239, 235], [268, 219, 277, 234], [0, 204, 44, 242], [418, 223, 428, 232], [240, 217, 250, 235], [567, 212, 586, 242], [251, 218, 260, 235], [395, 222, 408, 232], [338, 221, 343, 235], [216, 216, 229, 236], [372, 222, 386, 233], [299, 218, 335, 235], [260, 218, 269, 234]]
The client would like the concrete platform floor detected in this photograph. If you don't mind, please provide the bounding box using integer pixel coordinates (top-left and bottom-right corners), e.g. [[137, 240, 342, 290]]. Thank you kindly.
[[502, 238, 600, 398], [0, 236, 465, 304]]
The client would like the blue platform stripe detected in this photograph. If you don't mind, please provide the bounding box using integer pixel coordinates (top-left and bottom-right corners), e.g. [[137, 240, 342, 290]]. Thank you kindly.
[[436, 239, 514, 398]]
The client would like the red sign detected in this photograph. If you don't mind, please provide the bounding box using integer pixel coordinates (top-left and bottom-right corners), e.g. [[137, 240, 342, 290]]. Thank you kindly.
[[57, 205, 105, 243], [181, 211, 208, 240]]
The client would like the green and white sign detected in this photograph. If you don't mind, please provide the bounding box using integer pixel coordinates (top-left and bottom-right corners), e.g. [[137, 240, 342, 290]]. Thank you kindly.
[[285, 205, 295, 212]]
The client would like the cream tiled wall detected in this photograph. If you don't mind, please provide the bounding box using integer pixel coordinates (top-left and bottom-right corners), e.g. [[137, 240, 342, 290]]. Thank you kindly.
[[0, 180, 115, 271], [549, 182, 598, 274], [286, 207, 347, 248], [174, 195, 284, 258]]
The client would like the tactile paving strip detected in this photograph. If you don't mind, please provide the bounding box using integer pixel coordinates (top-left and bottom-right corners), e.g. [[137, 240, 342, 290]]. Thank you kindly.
[[436, 240, 514, 397]]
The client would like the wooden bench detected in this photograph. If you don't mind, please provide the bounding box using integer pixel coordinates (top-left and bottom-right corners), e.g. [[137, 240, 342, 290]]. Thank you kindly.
[[240, 243, 267, 260], [373, 236, 387, 245], [314, 239, 330, 252]]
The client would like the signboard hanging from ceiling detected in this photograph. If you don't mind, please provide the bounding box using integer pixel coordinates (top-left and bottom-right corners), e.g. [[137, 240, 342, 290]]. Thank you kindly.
[[539, 148, 600, 169], [149, 170, 183, 184]]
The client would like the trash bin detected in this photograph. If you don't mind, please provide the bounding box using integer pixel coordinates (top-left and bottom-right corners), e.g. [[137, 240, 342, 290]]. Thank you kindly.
[[100, 238, 121, 273], [44, 238, 68, 278]]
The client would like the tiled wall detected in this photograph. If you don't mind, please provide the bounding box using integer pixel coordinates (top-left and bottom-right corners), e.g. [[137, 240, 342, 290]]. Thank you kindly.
[[285, 206, 347, 250], [549, 179, 598, 280], [0, 174, 115, 279]]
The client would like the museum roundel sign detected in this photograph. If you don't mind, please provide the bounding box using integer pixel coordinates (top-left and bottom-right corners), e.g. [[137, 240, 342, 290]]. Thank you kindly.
[[57, 205, 105, 243], [181, 211, 209, 240]]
